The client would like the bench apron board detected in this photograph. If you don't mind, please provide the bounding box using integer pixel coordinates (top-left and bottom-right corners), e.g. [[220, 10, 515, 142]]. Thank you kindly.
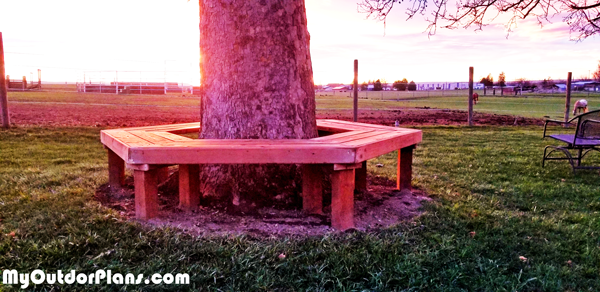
[[100, 120, 422, 230]]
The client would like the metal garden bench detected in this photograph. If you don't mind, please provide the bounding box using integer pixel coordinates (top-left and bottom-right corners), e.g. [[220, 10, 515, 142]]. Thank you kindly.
[[543, 109, 600, 172]]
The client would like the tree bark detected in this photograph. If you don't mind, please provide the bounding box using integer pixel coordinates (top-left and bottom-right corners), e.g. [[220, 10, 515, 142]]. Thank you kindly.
[[198, 0, 318, 209]]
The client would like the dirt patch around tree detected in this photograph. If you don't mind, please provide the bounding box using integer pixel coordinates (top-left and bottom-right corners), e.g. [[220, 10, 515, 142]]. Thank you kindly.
[[94, 172, 431, 237]]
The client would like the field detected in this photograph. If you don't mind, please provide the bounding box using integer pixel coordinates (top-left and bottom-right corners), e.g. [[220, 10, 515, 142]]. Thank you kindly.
[[1, 90, 600, 291], [317, 89, 600, 120]]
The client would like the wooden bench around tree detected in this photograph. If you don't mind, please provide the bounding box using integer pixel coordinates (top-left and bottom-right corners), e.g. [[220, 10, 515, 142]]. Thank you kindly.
[[100, 120, 422, 230]]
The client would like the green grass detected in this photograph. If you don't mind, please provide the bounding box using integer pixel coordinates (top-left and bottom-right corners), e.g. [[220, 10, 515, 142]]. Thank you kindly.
[[8, 91, 200, 107], [1, 126, 600, 291], [317, 90, 600, 120]]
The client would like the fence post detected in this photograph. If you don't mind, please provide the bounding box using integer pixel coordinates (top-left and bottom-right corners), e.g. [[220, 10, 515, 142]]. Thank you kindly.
[[0, 32, 9, 128], [468, 67, 474, 126], [353, 59, 358, 122], [564, 72, 572, 127]]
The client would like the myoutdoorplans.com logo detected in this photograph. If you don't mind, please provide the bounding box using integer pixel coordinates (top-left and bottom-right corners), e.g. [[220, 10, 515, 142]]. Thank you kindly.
[[2, 269, 189, 289]]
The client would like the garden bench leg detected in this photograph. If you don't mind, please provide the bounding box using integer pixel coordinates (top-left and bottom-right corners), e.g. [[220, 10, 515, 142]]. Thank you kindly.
[[134, 169, 159, 219], [108, 149, 125, 188], [331, 168, 355, 231], [355, 161, 367, 191], [302, 164, 324, 215], [179, 164, 200, 210], [397, 146, 414, 192]]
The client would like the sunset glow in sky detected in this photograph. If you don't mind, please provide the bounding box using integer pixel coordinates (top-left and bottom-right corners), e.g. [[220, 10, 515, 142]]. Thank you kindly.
[[1, 0, 599, 85]]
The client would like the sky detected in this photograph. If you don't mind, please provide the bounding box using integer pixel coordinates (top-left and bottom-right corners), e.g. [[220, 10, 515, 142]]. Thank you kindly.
[[0, 0, 599, 85]]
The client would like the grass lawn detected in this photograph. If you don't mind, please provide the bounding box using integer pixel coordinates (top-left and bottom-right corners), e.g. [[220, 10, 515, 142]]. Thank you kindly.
[[1, 125, 599, 291], [316, 90, 600, 120]]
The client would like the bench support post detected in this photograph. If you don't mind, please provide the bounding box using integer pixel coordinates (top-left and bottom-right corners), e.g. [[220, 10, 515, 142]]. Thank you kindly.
[[397, 146, 414, 192], [302, 164, 324, 214], [134, 169, 159, 219], [179, 164, 200, 210], [108, 149, 125, 188], [355, 161, 367, 191], [331, 168, 355, 230]]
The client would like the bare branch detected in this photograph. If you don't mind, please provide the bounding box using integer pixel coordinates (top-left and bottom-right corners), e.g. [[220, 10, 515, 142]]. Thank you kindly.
[[359, 0, 600, 40]]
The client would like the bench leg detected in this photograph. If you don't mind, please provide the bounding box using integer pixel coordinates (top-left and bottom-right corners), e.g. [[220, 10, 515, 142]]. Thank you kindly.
[[397, 146, 414, 192], [302, 164, 324, 215], [331, 168, 355, 231], [134, 169, 159, 219], [179, 164, 200, 210], [355, 161, 367, 191], [108, 149, 125, 188]]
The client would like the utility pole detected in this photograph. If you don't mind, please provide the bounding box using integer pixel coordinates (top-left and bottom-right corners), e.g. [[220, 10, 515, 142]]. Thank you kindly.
[[0, 32, 9, 128]]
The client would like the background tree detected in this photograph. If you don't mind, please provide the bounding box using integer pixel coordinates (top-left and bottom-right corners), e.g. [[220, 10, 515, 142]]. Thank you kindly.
[[480, 74, 494, 87], [199, 0, 317, 209], [361, 81, 369, 90], [359, 0, 600, 40], [594, 61, 600, 81], [393, 78, 408, 91], [498, 72, 506, 88], [541, 77, 556, 89], [408, 81, 417, 91], [374, 79, 383, 91]]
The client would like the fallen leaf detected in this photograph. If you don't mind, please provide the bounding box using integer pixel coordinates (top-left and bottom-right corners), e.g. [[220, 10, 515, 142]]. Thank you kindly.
[[519, 256, 527, 262], [469, 231, 476, 238], [278, 253, 286, 260]]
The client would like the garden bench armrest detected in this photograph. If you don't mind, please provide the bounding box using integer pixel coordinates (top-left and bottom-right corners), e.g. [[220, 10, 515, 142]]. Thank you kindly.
[[543, 119, 571, 138]]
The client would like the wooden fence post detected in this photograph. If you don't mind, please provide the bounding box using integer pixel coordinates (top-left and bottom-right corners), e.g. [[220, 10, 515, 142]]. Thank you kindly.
[[468, 67, 474, 126], [0, 32, 9, 129], [353, 60, 358, 122], [564, 72, 572, 127]]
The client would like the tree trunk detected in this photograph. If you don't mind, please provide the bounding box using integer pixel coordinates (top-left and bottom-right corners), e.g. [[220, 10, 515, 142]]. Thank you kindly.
[[198, 0, 318, 210]]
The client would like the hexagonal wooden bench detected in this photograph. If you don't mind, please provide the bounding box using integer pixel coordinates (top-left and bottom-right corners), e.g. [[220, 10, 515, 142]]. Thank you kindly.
[[100, 119, 422, 231]]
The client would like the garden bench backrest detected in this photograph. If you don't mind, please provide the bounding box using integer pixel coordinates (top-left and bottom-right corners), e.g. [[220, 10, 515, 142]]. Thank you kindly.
[[574, 110, 600, 145]]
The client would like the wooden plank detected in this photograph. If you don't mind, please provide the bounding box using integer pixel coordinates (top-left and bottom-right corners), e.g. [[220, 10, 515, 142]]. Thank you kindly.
[[118, 122, 200, 132], [333, 163, 362, 170], [397, 146, 414, 191], [151, 131, 195, 142], [134, 169, 159, 219], [331, 168, 355, 231], [128, 145, 356, 165], [108, 149, 125, 188], [317, 119, 403, 132], [313, 130, 372, 141], [318, 131, 386, 144], [127, 164, 172, 171], [105, 130, 156, 147], [302, 164, 323, 215], [355, 161, 367, 191], [128, 131, 175, 144], [100, 131, 130, 161], [353, 131, 422, 162], [179, 164, 200, 210]]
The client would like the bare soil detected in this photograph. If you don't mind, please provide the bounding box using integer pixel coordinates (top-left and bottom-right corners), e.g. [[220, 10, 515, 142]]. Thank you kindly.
[[10, 99, 541, 236], [8, 101, 543, 128]]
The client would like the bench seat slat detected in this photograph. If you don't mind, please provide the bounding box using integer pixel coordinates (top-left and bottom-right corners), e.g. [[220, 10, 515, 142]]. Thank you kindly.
[[128, 146, 356, 164], [354, 131, 423, 162], [116, 122, 200, 132], [150, 132, 195, 142], [317, 119, 403, 132]]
